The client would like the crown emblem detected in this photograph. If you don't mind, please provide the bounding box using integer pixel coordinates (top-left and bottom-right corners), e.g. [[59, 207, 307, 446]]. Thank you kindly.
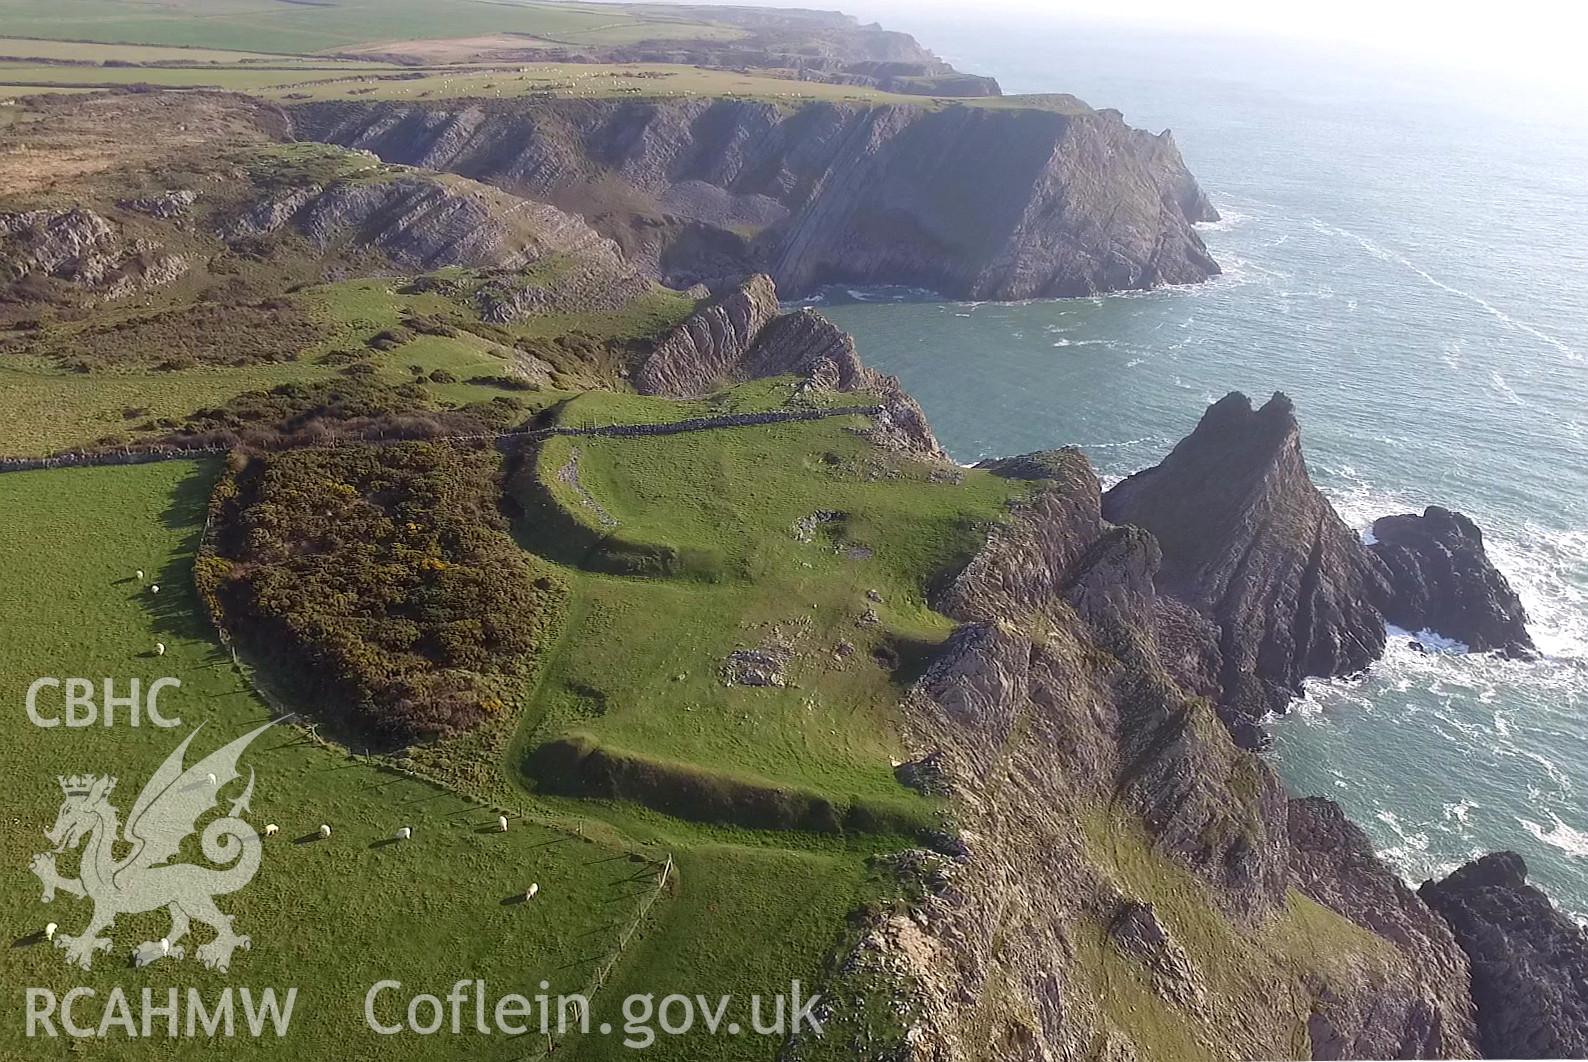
[[58, 775, 113, 797]]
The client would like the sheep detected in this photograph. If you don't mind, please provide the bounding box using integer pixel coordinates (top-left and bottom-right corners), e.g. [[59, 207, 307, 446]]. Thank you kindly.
[[394, 826, 412, 841], [263, 823, 279, 837], [150, 584, 160, 595], [44, 922, 56, 942], [135, 569, 145, 582], [318, 824, 331, 839], [524, 883, 539, 901], [154, 642, 166, 657], [159, 938, 170, 956], [205, 773, 216, 786], [497, 815, 509, 833]]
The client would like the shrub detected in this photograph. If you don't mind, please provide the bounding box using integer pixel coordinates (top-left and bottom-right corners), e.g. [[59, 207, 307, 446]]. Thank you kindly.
[[203, 442, 566, 743]]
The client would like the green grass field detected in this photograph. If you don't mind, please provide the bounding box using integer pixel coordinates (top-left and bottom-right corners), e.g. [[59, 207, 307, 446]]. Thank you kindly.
[[0, 272, 695, 457], [502, 400, 1026, 815], [0, 461, 656, 1059], [0, 0, 732, 56], [0, 58, 1086, 112], [0, 397, 989, 1057]]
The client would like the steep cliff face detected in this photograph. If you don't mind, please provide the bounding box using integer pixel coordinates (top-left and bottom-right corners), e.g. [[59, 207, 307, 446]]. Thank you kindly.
[[632, 273, 781, 395], [1369, 506, 1535, 657], [1102, 393, 1391, 747], [821, 445, 1477, 1060], [633, 274, 942, 457], [290, 96, 1220, 300], [1287, 797, 1478, 1058], [223, 171, 631, 276], [1421, 853, 1588, 1059], [0, 207, 189, 300]]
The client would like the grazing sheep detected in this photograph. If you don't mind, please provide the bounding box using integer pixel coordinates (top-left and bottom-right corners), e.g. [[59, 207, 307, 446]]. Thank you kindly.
[[263, 823, 279, 837], [497, 815, 509, 832], [150, 584, 160, 595], [524, 883, 539, 901], [318, 824, 331, 839], [44, 923, 56, 942], [135, 570, 145, 582], [155, 642, 166, 656], [205, 773, 216, 786], [395, 826, 412, 841], [159, 938, 170, 956]]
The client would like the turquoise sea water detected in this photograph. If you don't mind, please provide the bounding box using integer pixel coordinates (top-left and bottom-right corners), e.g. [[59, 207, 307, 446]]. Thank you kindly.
[[812, 19, 1588, 915]]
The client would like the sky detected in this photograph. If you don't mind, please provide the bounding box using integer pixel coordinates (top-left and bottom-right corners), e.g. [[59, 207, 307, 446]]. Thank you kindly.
[[721, 0, 1588, 98]]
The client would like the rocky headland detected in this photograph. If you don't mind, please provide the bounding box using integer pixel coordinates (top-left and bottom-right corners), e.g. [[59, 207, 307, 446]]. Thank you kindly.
[[804, 386, 1574, 1059], [289, 95, 1220, 300]]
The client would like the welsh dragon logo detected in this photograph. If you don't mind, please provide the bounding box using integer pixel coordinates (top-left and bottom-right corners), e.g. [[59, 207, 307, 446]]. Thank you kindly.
[[30, 722, 273, 971]]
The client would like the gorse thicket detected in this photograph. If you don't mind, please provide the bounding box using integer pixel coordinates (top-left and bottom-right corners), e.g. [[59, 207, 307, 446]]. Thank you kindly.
[[200, 441, 565, 742]]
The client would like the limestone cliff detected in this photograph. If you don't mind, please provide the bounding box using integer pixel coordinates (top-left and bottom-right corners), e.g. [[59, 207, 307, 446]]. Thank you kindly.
[[1102, 393, 1392, 747], [634, 274, 942, 457], [289, 96, 1220, 300], [222, 171, 631, 276]]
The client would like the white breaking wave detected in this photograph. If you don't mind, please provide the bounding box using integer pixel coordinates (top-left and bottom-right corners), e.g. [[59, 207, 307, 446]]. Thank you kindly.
[[1195, 206, 1251, 232], [1521, 813, 1588, 859]]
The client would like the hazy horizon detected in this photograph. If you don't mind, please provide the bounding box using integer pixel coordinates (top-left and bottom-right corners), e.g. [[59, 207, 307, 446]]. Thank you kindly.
[[638, 0, 1588, 106]]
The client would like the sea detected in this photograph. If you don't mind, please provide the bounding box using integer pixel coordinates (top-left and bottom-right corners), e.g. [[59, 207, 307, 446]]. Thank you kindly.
[[806, 16, 1588, 916]]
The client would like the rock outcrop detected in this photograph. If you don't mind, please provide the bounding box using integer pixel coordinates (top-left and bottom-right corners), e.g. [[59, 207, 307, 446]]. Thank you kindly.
[[290, 96, 1220, 300], [223, 172, 632, 275], [632, 274, 781, 396], [1421, 852, 1588, 1059], [634, 274, 942, 457], [1369, 506, 1535, 657], [0, 207, 188, 298], [819, 443, 1482, 1059], [1102, 392, 1391, 747], [1288, 797, 1479, 1058]]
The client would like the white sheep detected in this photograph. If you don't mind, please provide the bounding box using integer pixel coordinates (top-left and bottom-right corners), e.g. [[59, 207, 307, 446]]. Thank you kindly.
[[318, 824, 331, 839], [150, 584, 160, 595], [497, 815, 509, 832], [263, 823, 279, 837], [135, 569, 145, 582], [159, 938, 170, 956], [205, 773, 216, 786], [155, 642, 166, 656], [395, 826, 412, 841], [524, 883, 539, 901], [44, 922, 56, 942]]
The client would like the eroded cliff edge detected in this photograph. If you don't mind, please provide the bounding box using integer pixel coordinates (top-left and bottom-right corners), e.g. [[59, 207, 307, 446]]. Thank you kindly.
[[289, 96, 1220, 301], [810, 442, 1480, 1060], [799, 391, 1570, 1059]]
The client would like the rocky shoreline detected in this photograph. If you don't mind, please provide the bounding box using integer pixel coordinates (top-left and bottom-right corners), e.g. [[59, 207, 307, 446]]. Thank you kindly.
[[814, 381, 1586, 1059]]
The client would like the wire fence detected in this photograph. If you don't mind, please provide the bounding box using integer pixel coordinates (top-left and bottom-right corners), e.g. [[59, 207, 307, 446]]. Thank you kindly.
[[525, 853, 676, 1060], [199, 510, 681, 1061]]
